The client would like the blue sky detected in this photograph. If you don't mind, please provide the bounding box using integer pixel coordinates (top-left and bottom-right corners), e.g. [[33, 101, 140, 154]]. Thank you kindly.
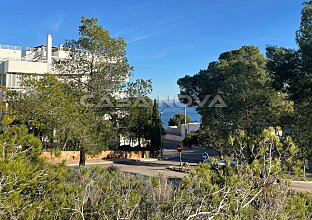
[[0, 0, 306, 98]]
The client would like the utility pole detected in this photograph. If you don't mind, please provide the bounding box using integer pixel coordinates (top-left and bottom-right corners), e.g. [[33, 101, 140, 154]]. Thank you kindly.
[[160, 110, 163, 157], [184, 106, 187, 136], [184, 106, 187, 125]]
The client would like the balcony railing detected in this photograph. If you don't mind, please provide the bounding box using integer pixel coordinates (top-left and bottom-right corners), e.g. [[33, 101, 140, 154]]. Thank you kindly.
[[0, 44, 31, 51], [0, 57, 48, 63]]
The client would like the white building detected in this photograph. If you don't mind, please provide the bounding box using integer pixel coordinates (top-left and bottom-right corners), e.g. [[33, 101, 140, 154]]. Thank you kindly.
[[166, 122, 201, 138], [0, 34, 135, 148], [0, 34, 69, 90], [181, 122, 200, 137]]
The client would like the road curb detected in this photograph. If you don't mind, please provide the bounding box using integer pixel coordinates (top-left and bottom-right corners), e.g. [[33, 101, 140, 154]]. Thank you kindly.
[[289, 180, 312, 183], [127, 158, 159, 162]]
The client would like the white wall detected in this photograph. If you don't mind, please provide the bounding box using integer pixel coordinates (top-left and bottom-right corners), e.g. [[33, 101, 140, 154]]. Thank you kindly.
[[166, 123, 201, 138], [166, 126, 182, 136], [181, 123, 200, 137], [0, 49, 22, 59], [186, 123, 200, 133], [52, 50, 69, 59], [4, 60, 49, 74]]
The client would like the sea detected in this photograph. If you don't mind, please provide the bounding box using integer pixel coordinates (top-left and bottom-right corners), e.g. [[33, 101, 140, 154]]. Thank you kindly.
[[158, 103, 201, 127]]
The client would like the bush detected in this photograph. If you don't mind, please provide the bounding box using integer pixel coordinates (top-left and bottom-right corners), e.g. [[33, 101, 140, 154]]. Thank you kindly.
[[0, 126, 311, 219]]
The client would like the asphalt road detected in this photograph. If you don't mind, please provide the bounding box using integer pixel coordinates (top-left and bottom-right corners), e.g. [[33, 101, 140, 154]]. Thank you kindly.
[[62, 139, 312, 193], [162, 140, 219, 163], [62, 139, 211, 178]]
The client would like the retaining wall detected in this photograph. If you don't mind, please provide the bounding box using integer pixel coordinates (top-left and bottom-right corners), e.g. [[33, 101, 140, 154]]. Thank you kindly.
[[41, 150, 150, 162]]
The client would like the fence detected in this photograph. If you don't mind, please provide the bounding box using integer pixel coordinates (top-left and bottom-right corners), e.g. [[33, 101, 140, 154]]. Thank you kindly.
[[0, 44, 31, 51]]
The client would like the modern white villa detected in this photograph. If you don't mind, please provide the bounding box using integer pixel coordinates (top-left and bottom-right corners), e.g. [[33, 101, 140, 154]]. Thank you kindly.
[[0, 35, 68, 90]]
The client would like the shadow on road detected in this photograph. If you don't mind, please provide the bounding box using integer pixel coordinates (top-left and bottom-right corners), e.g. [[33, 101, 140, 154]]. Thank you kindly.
[[112, 159, 174, 168]]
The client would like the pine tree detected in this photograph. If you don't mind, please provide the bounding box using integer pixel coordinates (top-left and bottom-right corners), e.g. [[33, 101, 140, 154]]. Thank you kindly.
[[150, 99, 163, 152]]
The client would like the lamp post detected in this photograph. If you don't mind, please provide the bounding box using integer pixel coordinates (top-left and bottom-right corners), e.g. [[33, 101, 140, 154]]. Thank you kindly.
[[184, 106, 187, 136]]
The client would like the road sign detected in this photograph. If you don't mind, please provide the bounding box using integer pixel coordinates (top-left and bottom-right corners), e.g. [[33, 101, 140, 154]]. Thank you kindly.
[[176, 144, 183, 167], [202, 152, 209, 161], [176, 144, 183, 152]]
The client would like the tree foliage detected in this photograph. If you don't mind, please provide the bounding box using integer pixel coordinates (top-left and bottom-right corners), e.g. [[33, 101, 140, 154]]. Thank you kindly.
[[178, 46, 293, 156], [7, 17, 153, 165], [297, 0, 312, 73], [56, 17, 132, 98], [0, 125, 70, 219], [150, 99, 165, 151], [168, 113, 191, 127], [266, 0, 312, 159], [7, 75, 114, 164], [266, 46, 302, 95], [1, 126, 310, 219], [180, 1, 312, 160], [118, 96, 153, 146]]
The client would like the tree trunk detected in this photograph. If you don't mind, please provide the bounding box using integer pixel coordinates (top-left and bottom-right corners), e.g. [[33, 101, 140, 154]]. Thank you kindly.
[[79, 147, 86, 166], [138, 137, 141, 147]]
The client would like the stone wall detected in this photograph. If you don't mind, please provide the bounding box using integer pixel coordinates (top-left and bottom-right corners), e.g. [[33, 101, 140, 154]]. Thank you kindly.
[[41, 150, 150, 162]]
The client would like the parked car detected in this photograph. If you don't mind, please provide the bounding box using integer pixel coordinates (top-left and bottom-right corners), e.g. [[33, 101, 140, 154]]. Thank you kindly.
[[205, 159, 237, 172]]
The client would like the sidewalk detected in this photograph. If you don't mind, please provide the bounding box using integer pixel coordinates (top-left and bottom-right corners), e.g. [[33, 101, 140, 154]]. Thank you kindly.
[[290, 181, 312, 193], [53, 158, 160, 167]]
